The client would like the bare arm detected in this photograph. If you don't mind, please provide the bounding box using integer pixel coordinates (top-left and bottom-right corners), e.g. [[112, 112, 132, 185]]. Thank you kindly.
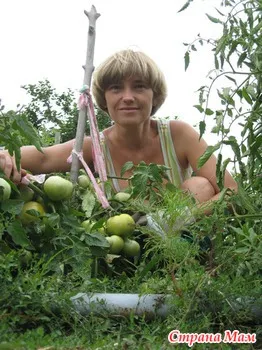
[[0, 136, 93, 182], [170, 120, 237, 210]]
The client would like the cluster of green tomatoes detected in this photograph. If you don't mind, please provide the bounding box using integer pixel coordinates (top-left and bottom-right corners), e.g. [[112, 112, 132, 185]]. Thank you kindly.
[[0, 175, 74, 224], [82, 213, 141, 257], [1, 175, 141, 258]]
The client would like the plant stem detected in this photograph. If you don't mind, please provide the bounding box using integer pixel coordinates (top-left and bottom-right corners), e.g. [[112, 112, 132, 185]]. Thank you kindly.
[[27, 182, 45, 197]]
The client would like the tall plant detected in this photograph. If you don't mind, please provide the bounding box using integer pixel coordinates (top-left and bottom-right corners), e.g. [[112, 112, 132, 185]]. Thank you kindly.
[[180, 0, 262, 194]]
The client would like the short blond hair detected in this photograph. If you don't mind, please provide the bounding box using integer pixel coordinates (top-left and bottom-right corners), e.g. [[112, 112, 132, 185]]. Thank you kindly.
[[92, 50, 167, 116]]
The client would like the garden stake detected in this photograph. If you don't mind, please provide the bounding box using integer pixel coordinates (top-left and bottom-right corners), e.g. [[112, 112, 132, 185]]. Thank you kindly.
[[70, 5, 100, 183], [69, 5, 110, 208]]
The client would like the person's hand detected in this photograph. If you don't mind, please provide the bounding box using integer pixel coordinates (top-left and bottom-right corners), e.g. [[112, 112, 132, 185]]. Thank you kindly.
[[0, 152, 27, 183]]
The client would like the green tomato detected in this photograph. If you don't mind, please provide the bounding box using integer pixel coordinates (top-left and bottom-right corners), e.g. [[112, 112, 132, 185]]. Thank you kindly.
[[106, 235, 124, 254], [106, 214, 135, 238], [0, 178, 11, 200], [16, 184, 34, 202], [20, 201, 45, 225], [44, 176, 73, 201], [81, 219, 95, 232], [78, 174, 91, 189], [97, 226, 106, 235], [114, 192, 131, 202], [122, 239, 141, 257], [82, 220, 106, 235]]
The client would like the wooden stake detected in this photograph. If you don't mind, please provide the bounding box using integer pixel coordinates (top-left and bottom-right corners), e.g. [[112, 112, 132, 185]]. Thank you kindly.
[[70, 5, 100, 183]]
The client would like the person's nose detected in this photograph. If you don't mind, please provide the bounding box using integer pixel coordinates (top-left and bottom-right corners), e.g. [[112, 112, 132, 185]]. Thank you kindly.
[[122, 87, 135, 103]]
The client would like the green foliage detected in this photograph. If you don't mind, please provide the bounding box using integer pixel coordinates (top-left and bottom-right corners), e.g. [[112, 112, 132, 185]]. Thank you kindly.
[[21, 79, 111, 143], [0, 103, 42, 169], [120, 161, 170, 204], [183, 0, 262, 194]]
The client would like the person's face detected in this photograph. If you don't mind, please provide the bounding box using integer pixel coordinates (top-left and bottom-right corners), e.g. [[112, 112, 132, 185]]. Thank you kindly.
[[104, 76, 155, 125]]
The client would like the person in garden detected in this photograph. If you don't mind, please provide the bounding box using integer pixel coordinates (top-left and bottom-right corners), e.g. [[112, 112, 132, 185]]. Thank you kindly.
[[0, 49, 237, 210]]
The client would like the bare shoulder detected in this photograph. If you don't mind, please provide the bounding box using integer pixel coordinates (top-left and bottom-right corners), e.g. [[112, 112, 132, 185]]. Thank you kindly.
[[169, 119, 198, 139], [168, 119, 200, 156]]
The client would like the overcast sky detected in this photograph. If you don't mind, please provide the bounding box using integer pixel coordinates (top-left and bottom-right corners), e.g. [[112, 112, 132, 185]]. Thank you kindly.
[[0, 0, 230, 148]]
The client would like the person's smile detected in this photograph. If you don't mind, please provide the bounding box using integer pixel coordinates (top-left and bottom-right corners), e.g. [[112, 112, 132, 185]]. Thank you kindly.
[[118, 107, 139, 111]]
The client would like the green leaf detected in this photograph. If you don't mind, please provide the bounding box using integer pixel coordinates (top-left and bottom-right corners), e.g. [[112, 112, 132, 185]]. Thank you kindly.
[[205, 108, 214, 116], [184, 51, 190, 71], [214, 55, 219, 69], [237, 52, 247, 67], [81, 189, 96, 218], [148, 163, 163, 182], [197, 144, 220, 169], [211, 126, 219, 134], [120, 161, 134, 177], [194, 105, 204, 113], [242, 88, 253, 105], [235, 247, 249, 254], [1, 199, 24, 215], [138, 254, 161, 282], [216, 153, 223, 190], [250, 135, 262, 151], [14, 147, 22, 171], [215, 7, 225, 16], [44, 213, 60, 228], [199, 121, 206, 139], [85, 232, 109, 248], [252, 19, 262, 35], [14, 114, 42, 152], [177, 0, 192, 13], [215, 36, 227, 55], [221, 158, 230, 183], [225, 75, 237, 85], [206, 13, 222, 24], [7, 221, 32, 248]]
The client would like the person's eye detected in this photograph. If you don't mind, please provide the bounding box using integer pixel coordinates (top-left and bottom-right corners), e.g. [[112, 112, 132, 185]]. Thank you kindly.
[[134, 83, 147, 90], [108, 84, 121, 91]]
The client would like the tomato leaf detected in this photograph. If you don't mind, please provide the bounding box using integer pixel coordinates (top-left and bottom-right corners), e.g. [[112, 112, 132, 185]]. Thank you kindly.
[[206, 14, 222, 24], [199, 121, 206, 139], [81, 189, 96, 218], [242, 88, 253, 105], [121, 161, 134, 177], [44, 213, 60, 227], [197, 144, 220, 169], [85, 232, 109, 247], [205, 108, 214, 116], [13, 114, 42, 152], [184, 51, 190, 71], [194, 105, 204, 113], [1, 199, 24, 215], [7, 221, 32, 248], [177, 0, 192, 13]]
